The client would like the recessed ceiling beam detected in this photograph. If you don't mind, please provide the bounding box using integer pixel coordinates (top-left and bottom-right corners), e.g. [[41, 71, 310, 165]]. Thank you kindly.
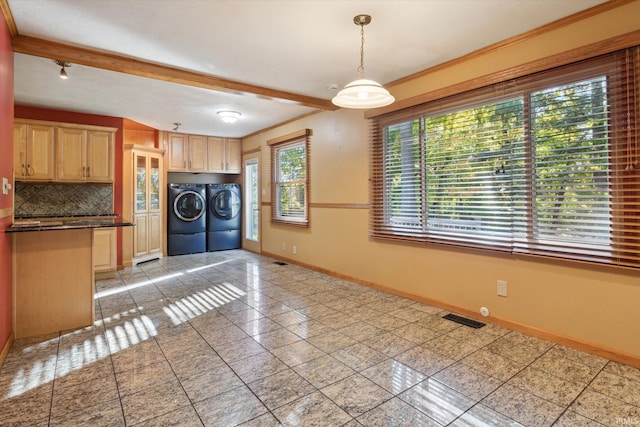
[[12, 35, 337, 111]]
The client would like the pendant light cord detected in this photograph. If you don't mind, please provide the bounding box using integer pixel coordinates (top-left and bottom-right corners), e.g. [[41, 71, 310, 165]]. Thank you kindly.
[[358, 23, 365, 75]]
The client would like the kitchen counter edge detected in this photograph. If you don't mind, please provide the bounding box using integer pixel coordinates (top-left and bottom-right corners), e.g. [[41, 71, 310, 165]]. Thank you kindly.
[[6, 218, 135, 233]]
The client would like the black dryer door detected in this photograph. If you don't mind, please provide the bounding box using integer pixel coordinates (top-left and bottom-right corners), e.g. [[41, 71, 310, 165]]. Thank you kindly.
[[212, 190, 240, 220], [174, 191, 205, 221]]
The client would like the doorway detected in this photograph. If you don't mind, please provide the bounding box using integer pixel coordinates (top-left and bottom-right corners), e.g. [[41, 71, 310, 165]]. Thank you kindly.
[[242, 153, 261, 253]]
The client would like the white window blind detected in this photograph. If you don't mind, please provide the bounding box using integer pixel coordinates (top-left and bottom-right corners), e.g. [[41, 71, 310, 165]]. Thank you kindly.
[[371, 47, 640, 269]]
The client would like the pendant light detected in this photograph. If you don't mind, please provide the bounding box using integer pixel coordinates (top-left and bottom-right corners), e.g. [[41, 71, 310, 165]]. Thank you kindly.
[[331, 15, 394, 109]]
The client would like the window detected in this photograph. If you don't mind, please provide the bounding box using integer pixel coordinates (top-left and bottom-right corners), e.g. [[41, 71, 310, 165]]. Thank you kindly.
[[269, 129, 311, 226], [371, 47, 640, 269]]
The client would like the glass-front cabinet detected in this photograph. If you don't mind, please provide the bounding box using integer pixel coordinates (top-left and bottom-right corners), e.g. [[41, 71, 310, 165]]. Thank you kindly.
[[125, 144, 164, 265]]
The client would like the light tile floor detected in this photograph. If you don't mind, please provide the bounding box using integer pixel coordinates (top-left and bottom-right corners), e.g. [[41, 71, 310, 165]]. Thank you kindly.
[[1, 250, 639, 426]]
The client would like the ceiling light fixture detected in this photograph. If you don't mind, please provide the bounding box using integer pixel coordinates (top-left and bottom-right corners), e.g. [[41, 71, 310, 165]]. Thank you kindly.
[[55, 60, 71, 79], [331, 15, 394, 109], [217, 111, 241, 124], [172, 122, 181, 131]]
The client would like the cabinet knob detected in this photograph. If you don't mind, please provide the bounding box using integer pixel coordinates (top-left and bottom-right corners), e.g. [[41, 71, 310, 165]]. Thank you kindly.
[[87, 166, 90, 177], [21, 164, 26, 176], [82, 166, 86, 178], [27, 164, 33, 176]]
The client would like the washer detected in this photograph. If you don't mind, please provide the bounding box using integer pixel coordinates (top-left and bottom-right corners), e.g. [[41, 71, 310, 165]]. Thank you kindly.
[[206, 183, 241, 251], [167, 183, 206, 255]]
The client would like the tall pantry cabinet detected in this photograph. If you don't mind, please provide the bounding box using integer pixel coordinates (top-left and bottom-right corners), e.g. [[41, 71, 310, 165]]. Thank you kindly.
[[123, 145, 164, 265]]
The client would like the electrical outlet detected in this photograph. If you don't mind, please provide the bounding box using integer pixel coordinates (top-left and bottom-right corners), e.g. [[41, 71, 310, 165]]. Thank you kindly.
[[2, 177, 10, 195], [282, 242, 286, 252], [292, 245, 297, 255], [497, 280, 508, 297]]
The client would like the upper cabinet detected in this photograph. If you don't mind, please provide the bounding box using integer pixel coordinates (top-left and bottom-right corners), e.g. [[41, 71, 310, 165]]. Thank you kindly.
[[187, 135, 208, 172], [208, 137, 241, 174], [167, 132, 187, 171], [166, 131, 241, 174], [13, 122, 55, 181], [14, 119, 116, 183]]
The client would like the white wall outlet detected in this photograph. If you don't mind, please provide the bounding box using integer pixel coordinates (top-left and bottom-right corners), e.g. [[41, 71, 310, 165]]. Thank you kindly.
[[2, 177, 11, 195], [292, 245, 297, 255], [282, 242, 286, 252], [497, 280, 508, 297]]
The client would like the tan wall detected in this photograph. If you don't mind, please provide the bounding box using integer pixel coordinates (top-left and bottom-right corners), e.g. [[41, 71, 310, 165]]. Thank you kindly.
[[243, 2, 640, 359]]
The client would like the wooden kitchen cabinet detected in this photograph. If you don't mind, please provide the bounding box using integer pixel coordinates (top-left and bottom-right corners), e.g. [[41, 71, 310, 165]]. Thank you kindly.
[[94, 227, 117, 279], [187, 134, 208, 171], [124, 145, 164, 265], [167, 132, 241, 173], [13, 122, 55, 181], [167, 132, 187, 171], [207, 136, 241, 173], [56, 126, 114, 182]]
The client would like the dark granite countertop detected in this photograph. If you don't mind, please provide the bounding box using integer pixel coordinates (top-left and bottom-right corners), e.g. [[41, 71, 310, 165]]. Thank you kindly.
[[7, 216, 135, 233]]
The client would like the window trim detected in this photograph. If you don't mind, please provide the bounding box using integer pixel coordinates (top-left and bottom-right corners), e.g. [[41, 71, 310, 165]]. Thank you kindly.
[[370, 47, 640, 270], [269, 129, 312, 227]]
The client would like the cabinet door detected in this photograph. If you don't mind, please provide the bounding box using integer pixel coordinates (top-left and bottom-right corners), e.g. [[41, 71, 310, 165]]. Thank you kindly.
[[13, 123, 27, 178], [148, 155, 161, 213], [225, 138, 242, 173], [207, 137, 225, 172], [167, 133, 187, 171], [188, 135, 208, 171], [134, 154, 148, 214], [57, 128, 86, 181], [133, 214, 148, 257], [86, 130, 113, 182], [147, 213, 162, 254], [25, 124, 55, 181], [94, 228, 117, 272]]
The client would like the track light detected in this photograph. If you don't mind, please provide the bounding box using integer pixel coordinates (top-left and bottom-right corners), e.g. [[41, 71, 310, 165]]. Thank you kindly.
[[55, 60, 71, 79], [172, 122, 181, 131]]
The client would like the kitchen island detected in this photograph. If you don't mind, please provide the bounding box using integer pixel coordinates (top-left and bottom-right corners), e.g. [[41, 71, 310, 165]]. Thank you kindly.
[[7, 217, 134, 338]]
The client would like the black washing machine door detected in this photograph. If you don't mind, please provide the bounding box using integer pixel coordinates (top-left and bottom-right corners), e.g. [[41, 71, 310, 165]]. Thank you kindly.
[[174, 191, 206, 221], [212, 189, 240, 220]]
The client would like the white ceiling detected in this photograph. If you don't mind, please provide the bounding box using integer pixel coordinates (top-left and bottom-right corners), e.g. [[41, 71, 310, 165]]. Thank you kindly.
[[8, 0, 607, 138]]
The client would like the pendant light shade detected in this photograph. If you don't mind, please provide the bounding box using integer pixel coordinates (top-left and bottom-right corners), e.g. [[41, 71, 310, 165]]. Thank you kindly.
[[332, 15, 394, 109], [331, 78, 394, 109]]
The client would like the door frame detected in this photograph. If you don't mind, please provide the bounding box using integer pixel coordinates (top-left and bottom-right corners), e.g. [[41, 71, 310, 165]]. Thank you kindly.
[[242, 150, 261, 253]]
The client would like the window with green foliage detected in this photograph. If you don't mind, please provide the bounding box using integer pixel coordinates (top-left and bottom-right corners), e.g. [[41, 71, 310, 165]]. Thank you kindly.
[[269, 129, 311, 226], [371, 47, 640, 269]]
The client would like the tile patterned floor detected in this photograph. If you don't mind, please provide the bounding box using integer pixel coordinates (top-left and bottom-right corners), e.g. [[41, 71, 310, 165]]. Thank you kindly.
[[1, 250, 639, 426]]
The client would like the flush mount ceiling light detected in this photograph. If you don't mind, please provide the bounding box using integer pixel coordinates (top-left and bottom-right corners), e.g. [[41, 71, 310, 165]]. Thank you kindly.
[[331, 14, 394, 109], [55, 60, 71, 79], [217, 111, 241, 124]]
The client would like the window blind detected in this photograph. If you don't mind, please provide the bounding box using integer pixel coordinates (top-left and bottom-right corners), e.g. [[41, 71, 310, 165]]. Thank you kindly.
[[269, 129, 312, 227], [370, 46, 640, 269]]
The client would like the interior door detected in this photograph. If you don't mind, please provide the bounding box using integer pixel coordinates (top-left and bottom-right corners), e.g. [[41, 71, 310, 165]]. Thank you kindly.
[[242, 152, 261, 253]]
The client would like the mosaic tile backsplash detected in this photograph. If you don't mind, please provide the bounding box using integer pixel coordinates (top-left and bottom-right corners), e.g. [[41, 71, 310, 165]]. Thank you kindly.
[[14, 183, 114, 217]]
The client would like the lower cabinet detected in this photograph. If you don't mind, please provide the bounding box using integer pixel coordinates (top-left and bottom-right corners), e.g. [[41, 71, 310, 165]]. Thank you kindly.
[[94, 227, 117, 279], [133, 212, 162, 259]]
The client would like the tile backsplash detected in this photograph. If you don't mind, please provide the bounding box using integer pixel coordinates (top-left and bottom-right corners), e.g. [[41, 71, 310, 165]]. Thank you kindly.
[[14, 183, 114, 217]]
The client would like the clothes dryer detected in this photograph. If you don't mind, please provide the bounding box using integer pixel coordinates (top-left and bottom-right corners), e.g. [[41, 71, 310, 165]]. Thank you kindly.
[[167, 183, 206, 255], [206, 183, 241, 251]]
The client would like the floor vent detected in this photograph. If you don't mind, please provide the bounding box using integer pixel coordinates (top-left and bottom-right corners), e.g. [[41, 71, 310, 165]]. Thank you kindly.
[[442, 313, 486, 329], [273, 261, 288, 266]]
